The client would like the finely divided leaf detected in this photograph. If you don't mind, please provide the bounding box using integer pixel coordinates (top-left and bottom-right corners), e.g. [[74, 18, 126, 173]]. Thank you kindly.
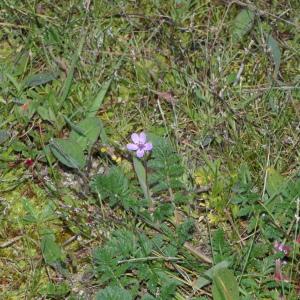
[[96, 286, 132, 300]]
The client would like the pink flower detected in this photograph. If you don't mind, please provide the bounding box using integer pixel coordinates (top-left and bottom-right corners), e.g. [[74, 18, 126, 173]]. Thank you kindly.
[[274, 259, 289, 282], [127, 132, 152, 158], [296, 235, 300, 244], [274, 241, 291, 256]]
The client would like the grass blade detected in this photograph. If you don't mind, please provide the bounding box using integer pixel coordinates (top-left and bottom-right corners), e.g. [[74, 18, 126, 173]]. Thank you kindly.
[[87, 79, 112, 117], [58, 34, 85, 109], [133, 157, 150, 201]]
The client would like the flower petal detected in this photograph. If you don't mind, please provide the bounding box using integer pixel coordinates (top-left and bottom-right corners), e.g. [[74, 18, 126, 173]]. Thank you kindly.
[[131, 133, 140, 144], [127, 143, 138, 151], [136, 149, 145, 158], [144, 142, 152, 151], [139, 132, 147, 144]]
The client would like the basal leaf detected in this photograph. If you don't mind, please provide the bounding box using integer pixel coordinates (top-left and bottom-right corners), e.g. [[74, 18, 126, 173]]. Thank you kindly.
[[192, 260, 230, 290], [63, 115, 86, 136], [265, 167, 286, 199], [212, 268, 239, 300], [37, 106, 57, 122], [266, 34, 281, 77], [231, 9, 255, 43], [69, 117, 101, 151], [5, 72, 22, 92], [49, 138, 85, 169], [0, 130, 10, 144], [58, 34, 85, 109], [98, 118, 109, 144], [23, 72, 58, 88], [87, 79, 112, 117], [133, 157, 150, 200]]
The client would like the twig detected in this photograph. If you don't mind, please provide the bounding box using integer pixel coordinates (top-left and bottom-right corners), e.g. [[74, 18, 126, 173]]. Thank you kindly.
[[0, 22, 29, 29], [184, 242, 213, 265], [118, 256, 181, 264], [0, 236, 22, 248], [62, 235, 78, 247], [137, 215, 212, 264]]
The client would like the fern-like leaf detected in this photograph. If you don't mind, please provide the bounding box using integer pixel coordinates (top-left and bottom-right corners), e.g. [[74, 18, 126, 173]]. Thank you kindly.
[[147, 135, 184, 196], [91, 166, 138, 209]]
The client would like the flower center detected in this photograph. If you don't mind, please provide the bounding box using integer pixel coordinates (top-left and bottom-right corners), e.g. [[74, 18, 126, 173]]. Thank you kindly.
[[138, 143, 145, 150]]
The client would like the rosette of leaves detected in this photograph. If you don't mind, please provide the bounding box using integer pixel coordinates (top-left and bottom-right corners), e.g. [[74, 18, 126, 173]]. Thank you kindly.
[[49, 116, 103, 170]]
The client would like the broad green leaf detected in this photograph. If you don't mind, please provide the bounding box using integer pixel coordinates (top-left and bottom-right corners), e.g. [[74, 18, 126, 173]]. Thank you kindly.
[[5, 72, 22, 92], [37, 106, 57, 122], [40, 230, 63, 265], [266, 167, 286, 199], [63, 115, 86, 136], [266, 34, 281, 77], [49, 138, 85, 169], [86, 56, 123, 117], [212, 268, 239, 300], [69, 117, 101, 151], [192, 260, 230, 290], [87, 79, 112, 117], [99, 118, 109, 144], [133, 156, 150, 200], [0, 130, 10, 144], [23, 72, 58, 88], [231, 9, 255, 43]]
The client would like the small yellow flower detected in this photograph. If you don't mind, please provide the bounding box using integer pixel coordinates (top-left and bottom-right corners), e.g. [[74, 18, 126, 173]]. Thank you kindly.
[[195, 175, 205, 186], [207, 212, 219, 224], [100, 147, 107, 153]]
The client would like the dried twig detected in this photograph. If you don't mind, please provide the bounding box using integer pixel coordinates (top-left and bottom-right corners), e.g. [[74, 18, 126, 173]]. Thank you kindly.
[[0, 236, 23, 248], [184, 242, 213, 265]]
